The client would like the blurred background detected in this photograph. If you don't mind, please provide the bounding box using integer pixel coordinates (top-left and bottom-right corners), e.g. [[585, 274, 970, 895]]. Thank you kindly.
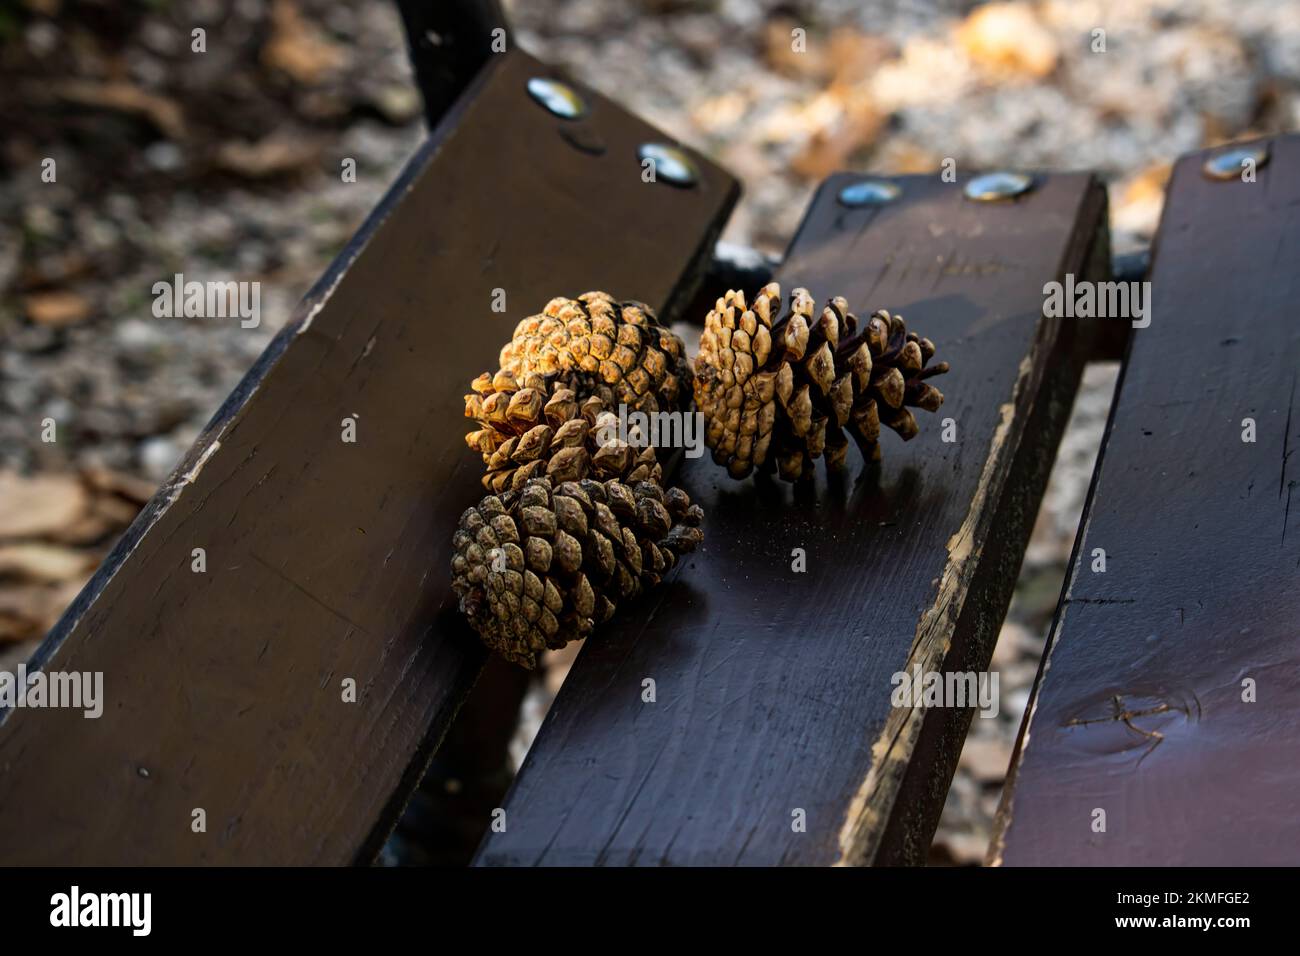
[[2, 0, 1297, 863]]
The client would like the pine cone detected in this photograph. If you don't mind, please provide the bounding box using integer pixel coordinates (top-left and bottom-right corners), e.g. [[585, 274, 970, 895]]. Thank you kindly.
[[695, 283, 950, 481], [464, 370, 662, 493], [497, 291, 692, 415], [451, 477, 705, 668]]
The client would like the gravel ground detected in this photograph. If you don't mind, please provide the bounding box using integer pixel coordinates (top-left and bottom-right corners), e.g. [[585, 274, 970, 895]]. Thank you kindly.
[[4, 0, 1298, 864]]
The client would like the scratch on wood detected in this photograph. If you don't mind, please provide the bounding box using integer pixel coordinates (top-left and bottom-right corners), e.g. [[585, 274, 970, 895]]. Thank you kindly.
[[296, 267, 349, 336], [169, 439, 222, 495], [1281, 372, 1296, 500], [864, 255, 892, 301], [249, 552, 372, 636]]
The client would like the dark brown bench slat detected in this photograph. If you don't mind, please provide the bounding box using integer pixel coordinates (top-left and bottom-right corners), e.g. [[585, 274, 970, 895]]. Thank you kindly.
[[991, 135, 1300, 866], [0, 50, 737, 865], [475, 170, 1108, 866]]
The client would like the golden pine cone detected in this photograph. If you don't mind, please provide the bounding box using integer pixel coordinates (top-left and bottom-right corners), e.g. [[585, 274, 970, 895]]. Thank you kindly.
[[451, 477, 705, 668], [497, 291, 691, 415], [464, 370, 662, 493], [695, 282, 950, 481]]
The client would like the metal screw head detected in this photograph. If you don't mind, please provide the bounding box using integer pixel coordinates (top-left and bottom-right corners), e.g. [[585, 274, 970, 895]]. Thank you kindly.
[[964, 171, 1035, 201], [1203, 143, 1269, 181], [526, 77, 587, 120], [837, 179, 901, 207], [638, 143, 698, 187]]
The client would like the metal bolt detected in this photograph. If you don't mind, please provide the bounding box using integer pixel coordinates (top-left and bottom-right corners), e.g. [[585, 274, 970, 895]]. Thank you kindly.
[[837, 179, 901, 207], [638, 143, 698, 188], [1203, 143, 1269, 181], [526, 77, 587, 120], [964, 171, 1034, 202]]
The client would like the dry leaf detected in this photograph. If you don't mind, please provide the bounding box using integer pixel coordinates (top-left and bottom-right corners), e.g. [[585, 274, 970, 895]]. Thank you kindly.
[[764, 21, 892, 86], [263, 0, 348, 86], [80, 466, 157, 506], [790, 89, 886, 180], [826, 28, 894, 88], [0, 580, 84, 644], [56, 80, 187, 140], [90, 492, 142, 528], [216, 131, 324, 178], [0, 543, 95, 583], [0, 471, 89, 541], [25, 290, 91, 328], [45, 510, 118, 547], [956, 2, 1059, 81]]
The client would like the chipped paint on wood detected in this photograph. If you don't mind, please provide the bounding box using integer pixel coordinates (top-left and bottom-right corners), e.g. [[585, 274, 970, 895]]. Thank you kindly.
[[834, 350, 1034, 866]]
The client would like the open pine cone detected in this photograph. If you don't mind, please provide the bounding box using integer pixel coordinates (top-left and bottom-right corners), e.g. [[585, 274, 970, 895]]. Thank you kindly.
[[464, 370, 662, 493], [451, 477, 705, 668], [695, 283, 950, 481], [497, 291, 692, 415]]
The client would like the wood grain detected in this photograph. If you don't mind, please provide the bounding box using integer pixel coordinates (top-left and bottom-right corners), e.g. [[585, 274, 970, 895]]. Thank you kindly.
[[0, 50, 737, 865], [475, 170, 1108, 866], [992, 135, 1300, 866]]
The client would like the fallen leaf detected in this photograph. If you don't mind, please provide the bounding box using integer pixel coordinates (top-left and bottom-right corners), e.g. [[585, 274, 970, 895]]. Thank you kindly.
[[826, 28, 894, 87], [45, 510, 118, 547], [956, 2, 1059, 81], [25, 290, 91, 327], [56, 80, 186, 140], [80, 465, 157, 506], [90, 492, 142, 528], [0, 471, 89, 541], [0, 543, 95, 583], [764, 21, 893, 86], [263, 0, 348, 86], [0, 580, 84, 644], [216, 131, 324, 178], [791, 89, 886, 180]]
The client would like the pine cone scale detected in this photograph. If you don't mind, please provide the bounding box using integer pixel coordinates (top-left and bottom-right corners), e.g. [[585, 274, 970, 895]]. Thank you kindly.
[[452, 477, 704, 669], [695, 282, 950, 480], [464, 372, 666, 493]]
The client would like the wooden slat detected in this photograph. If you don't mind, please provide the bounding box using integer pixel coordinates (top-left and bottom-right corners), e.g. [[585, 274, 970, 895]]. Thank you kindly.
[[0, 50, 737, 865], [475, 170, 1108, 866], [991, 136, 1300, 866]]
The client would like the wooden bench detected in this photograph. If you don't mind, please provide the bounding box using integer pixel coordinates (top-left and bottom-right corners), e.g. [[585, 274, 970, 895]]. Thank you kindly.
[[990, 135, 1300, 867], [0, 43, 738, 866], [1, 5, 1294, 867]]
